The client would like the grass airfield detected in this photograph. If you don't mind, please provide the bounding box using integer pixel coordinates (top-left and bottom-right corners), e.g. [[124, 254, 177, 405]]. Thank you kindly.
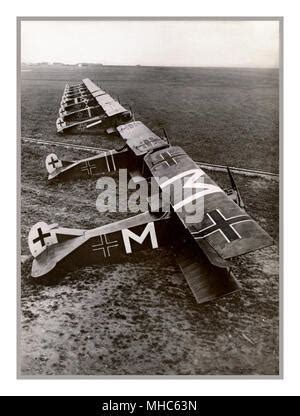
[[20, 65, 279, 375]]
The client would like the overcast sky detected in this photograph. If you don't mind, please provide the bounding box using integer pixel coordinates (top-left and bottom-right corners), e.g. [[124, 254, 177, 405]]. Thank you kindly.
[[21, 20, 279, 68]]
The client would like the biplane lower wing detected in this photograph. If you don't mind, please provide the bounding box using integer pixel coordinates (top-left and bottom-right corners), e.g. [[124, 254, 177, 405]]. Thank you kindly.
[[174, 241, 240, 304]]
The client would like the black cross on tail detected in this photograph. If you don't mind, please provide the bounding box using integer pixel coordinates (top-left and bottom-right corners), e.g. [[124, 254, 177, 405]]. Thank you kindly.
[[33, 227, 51, 247], [192, 209, 251, 243]]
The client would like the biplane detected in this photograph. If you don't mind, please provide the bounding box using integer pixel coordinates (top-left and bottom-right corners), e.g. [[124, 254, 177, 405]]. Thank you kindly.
[[28, 112, 273, 304], [56, 78, 133, 134]]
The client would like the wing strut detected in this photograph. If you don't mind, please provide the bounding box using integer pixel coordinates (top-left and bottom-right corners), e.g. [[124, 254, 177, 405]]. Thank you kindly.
[[174, 241, 241, 304], [227, 166, 245, 209]]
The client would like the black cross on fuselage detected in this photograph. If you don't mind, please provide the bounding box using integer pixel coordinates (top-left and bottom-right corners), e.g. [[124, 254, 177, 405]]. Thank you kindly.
[[57, 119, 64, 128], [48, 156, 59, 168], [33, 227, 51, 247], [91, 234, 118, 257], [192, 209, 251, 243]]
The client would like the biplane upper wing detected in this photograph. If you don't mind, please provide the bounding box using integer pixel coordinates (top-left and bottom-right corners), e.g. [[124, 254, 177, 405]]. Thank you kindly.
[[117, 121, 167, 156], [144, 145, 273, 261], [95, 93, 127, 117], [82, 78, 106, 96]]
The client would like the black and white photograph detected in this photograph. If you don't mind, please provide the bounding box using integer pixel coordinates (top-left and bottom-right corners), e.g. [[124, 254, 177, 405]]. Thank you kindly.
[[19, 18, 280, 377]]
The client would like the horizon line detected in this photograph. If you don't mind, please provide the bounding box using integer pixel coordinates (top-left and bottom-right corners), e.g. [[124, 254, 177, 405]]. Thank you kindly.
[[21, 62, 279, 69]]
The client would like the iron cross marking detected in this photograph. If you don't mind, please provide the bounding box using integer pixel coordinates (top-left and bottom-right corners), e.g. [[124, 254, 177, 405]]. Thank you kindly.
[[136, 137, 159, 151], [81, 161, 97, 176], [48, 156, 59, 168], [33, 227, 51, 247], [192, 209, 251, 243], [150, 152, 179, 166], [158, 152, 177, 167], [92, 234, 119, 258]]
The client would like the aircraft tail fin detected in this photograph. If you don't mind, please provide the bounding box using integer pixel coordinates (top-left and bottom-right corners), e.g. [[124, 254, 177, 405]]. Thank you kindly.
[[45, 153, 63, 175], [45, 153, 74, 179], [28, 222, 85, 277]]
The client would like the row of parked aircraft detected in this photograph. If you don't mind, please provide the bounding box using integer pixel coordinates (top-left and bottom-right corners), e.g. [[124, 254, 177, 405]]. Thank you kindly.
[[28, 79, 273, 304], [56, 78, 132, 134]]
